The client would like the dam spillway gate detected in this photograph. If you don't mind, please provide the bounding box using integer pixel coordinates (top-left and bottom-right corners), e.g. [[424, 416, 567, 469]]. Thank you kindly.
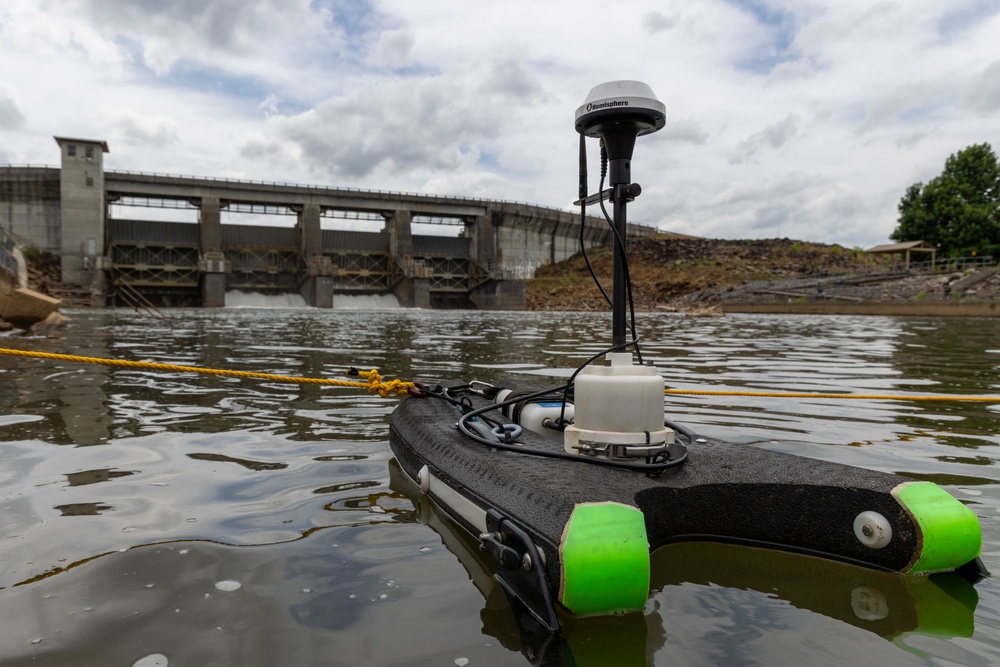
[[106, 217, 491, 306]]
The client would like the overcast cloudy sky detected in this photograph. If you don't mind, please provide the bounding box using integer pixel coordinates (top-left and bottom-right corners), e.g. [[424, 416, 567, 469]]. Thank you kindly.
[[2, 0, 999, 248]]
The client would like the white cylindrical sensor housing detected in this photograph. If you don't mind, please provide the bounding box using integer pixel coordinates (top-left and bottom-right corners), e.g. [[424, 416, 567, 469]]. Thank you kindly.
[[564, 353, 673, 457], [573, 353, 664, 433]]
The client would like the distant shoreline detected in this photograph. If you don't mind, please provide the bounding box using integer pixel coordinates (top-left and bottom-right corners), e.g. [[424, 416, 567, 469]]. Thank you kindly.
[[721, 300, 1000, 317]]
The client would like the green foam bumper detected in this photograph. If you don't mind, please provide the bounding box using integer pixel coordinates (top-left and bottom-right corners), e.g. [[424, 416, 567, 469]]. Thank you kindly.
[[894, 482, 982, 575], [559, 502, 649, 616]]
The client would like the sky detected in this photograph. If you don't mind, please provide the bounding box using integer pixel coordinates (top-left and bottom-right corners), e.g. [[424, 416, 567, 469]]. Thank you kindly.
[[2, 0, 1000, 248]]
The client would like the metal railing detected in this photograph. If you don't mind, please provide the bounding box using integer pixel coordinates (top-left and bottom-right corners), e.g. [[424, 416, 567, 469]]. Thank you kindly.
[[904, 256, 997, 273], [0, 164, 59, 172], [103, 168, 571, 214], [840, 255, 998, 281]]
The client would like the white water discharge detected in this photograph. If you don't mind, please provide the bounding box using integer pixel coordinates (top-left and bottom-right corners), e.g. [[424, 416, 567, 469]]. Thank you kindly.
[[225, 291, 308, 309], [224, 291, 402, 309], [333, 293, 401, 310]]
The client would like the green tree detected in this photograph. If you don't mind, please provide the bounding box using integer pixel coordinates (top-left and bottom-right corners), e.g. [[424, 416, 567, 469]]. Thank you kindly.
[[891, 143, 1000, 257]]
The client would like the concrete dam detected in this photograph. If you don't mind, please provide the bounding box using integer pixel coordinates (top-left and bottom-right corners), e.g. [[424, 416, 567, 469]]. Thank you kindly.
[[1, 137, 659, 309]]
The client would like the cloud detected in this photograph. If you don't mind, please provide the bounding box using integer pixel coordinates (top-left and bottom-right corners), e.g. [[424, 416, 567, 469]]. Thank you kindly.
[[240, 50, 547, 184], [936, 1, 1000, 41], [652, 172, 880, 245], [712, 172, 820, 208], [722, 0, 803, 73], [46, 0, 353, 85], [656, 119, 710, 145], [478, 57, 546, 103], [422, 170, 511, 201], [729, 114, 799, 164], [243, 79, 493, 181], [0, 89, 26, 128], [1, 2, 128, 71], [111, 109, 180, 148], [258, 94, 281, 117], [963, 59, 1000, 117], [894, 129, 933, 148], [369, 28, 416, 69], [855, 81, 956, 135], [643, 11, 680, 34]]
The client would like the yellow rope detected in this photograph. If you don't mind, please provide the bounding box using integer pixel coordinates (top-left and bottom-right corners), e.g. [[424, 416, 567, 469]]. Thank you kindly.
[[0, 347, 415, 397], [664, 389, 999, 402], [2, 346, 998, 402]]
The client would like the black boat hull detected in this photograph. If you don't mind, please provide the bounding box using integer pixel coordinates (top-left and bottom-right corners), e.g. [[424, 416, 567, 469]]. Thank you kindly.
[[389, 381, 984, 627]]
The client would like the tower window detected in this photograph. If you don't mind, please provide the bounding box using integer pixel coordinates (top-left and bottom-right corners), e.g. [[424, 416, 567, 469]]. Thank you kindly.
[[67, 144, 77, 157], [85, 146, 94, 159]]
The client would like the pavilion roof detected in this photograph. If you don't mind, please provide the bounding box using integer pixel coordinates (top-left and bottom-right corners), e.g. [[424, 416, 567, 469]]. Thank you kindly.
[[865, 240, 936, 254]]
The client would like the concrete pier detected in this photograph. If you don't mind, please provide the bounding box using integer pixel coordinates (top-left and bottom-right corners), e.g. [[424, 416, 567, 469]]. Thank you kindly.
[[199, 197, 227, 307], [386, 209, 431, 308], [298, 203, 334, 308]]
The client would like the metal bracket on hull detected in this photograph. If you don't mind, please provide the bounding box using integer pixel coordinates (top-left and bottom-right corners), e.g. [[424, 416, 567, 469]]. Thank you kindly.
[[481, 509, 560, 631]]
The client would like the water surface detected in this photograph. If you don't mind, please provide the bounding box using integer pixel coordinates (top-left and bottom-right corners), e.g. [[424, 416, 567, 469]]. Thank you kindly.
[[1, 309, 998, 666]]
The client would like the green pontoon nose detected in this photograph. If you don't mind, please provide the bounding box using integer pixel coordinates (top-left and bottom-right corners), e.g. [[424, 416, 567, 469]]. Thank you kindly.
[[559, 502, 650, 615], [893, 482, 982, 575]]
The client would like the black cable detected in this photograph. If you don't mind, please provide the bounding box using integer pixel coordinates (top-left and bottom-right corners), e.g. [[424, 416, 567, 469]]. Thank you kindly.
[[456, 391, 687, 473], [420, 384, 506, 431], [452, 373, 686, 472], [579, 138, 612, 308], [421, 355, 687, 473]]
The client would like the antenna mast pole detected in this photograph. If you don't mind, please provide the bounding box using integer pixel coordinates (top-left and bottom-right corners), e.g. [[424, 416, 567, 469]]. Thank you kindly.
[[575, 81, 664, 350], [610, 159, 631, 348]]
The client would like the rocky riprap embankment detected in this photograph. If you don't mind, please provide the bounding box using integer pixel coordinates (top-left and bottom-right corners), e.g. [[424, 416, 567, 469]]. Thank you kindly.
[[527, 237, 1000, 313]]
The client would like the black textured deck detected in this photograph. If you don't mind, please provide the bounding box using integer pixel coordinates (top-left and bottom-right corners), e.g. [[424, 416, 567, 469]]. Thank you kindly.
[[389, 381, 920, 593]]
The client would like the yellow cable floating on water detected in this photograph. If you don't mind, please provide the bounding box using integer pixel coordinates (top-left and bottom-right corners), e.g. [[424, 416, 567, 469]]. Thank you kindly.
[[663, 388, 999, 402], [0, 347, 415, 398], [1, 346, 998, 402]]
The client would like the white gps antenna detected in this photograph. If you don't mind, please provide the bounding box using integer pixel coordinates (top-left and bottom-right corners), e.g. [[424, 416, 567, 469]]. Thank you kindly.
[[575, 80, 666, 347], [575, 80, 666, 162]]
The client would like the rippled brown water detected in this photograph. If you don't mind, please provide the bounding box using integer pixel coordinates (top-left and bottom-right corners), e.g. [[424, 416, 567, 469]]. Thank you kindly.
[[1, 308, 998, 666]]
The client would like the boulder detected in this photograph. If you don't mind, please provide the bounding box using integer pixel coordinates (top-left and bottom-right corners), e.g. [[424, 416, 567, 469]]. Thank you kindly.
[[30, 310, 69, 334], [1, 287, 62, 329]]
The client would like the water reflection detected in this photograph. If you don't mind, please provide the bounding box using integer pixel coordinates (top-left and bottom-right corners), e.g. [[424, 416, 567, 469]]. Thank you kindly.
[[0, 316, 115, 446], [54, 502, 114, 516], [187, 452, 289, 471], [64, 468, 135, 486], [648, 543, 978, 643]]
